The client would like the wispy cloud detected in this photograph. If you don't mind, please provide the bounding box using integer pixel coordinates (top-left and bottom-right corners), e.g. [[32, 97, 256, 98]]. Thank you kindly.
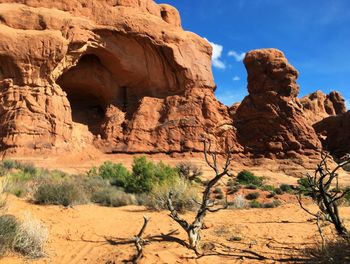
[[228, 50, 246, 62], [346, 99, 350, 111], [205, 38, 225, 69], [232, 76, 240, 81]]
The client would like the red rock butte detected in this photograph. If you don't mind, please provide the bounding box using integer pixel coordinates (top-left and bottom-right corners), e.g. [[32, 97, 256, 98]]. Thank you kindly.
[[0, 0, 348, 163]]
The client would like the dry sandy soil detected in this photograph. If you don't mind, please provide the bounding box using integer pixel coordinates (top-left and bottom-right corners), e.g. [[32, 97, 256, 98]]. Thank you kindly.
[[2, 195, 349, 264], [1, 152, 350, 264]]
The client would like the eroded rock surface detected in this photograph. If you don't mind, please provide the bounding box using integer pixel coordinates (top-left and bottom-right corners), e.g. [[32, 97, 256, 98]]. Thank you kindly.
[[0, 0, 345, 166], [314, 111, 350, 158], [0, 0, 237, 154], [300, 90, 346, 123], [234, 49, 321, 159]]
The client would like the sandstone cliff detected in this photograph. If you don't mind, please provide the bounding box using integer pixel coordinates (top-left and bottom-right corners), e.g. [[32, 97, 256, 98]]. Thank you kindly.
[[0, 0, 238, 154], [0, 0, 347, 165]]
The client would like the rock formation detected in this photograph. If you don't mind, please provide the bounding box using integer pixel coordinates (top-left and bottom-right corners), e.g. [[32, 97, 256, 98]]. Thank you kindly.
[[314, 111, 350, 158], [234, 49, 321, 159], [300, 90, 346, 123], [0, 0, 238, 155], [0, 0, 346, 164]]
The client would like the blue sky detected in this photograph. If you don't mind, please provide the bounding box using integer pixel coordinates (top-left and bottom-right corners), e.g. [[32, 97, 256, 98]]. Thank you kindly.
[[156, 0, 350, 109]]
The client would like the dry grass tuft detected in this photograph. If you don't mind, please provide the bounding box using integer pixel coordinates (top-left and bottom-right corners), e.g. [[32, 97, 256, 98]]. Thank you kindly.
[[13, 213, 48, 258]]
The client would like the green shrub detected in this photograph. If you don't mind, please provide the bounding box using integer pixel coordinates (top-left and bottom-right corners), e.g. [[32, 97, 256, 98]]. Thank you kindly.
[[145, 179, 199, 213], [215, 193, 224, 199], [91, 187, 136, 207], [34, 182, 83, 206], [260, 185, 275, 192], [246, 184, 258, 190], [0, 214, 18, 256], [2, 160, 17, 170], [343, 163, 350, 172], [274, 188, 283, 195], [262, 200, 281, 208], [344, 187, 350, 204], [213, 187, 223, 194], [249, 200, 262, 208], [266, 192, 276, 198], [280, 184, 293, 193], [237, 170, 263, 186], [93, 161, 130, 187], [126, 157, 178, 193], [81, 176, 110, 198], [227, 180, 240, 194], [297, 177, 313, 196], [245, 192, 260, 200]]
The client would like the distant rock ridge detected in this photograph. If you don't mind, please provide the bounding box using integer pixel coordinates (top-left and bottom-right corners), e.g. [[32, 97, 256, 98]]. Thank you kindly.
[[300, 90, 346, 123], [0, 0, 347, 167]]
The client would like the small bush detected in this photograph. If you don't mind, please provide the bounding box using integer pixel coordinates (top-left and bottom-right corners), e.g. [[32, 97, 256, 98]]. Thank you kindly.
[[245, 192, 260, 200], [229, 194, 248, 209], [260, 185, 275, 192], [146, 179, 199, 213], [2, 160, 17, 170], [34, 182, 83, 206], [274, 187, 283, 195], [262, 200, 281, 208], [215, 193, 224, 199], [13, 213, 48, 258], [176, 161, 203, 182], [280, 184, 293, 193], [227, 179, 240, 194], [249, 200, 262, 208], [343, 163, 350, 172], [126, 157, 179, 193], [91, 187, 136, 207], [213, 187, 223, 194], [0, 214, 18, 256], [297, 177, 313, 196], [92, 161, 130, 187], [266, 192, 276, 198], [237, 170, 263, 186], [246, 184, 258, 190]]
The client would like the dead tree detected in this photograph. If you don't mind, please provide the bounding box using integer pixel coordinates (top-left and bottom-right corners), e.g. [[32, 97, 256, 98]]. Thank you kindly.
[[167, 140, 232, 254], [297, 153, 350, 242]]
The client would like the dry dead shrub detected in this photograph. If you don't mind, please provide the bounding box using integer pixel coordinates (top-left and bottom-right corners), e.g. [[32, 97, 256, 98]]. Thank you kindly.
[[13, 213, 48, 258]]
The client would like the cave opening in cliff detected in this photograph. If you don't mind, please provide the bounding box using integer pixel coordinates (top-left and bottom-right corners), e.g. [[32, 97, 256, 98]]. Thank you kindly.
[[56, 54, 112, 136]]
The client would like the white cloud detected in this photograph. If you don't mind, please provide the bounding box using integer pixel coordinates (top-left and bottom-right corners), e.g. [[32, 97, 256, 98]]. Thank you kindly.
[[205, 38, 226, 69], [228, 50, 246, 62], [233, 76, 240, 81], [346, 99, 349, 110]]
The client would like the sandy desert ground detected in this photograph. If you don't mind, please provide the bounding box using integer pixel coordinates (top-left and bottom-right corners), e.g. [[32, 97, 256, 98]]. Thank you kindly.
[[1, 153, 349, 264], [2, 195, 349, 264]]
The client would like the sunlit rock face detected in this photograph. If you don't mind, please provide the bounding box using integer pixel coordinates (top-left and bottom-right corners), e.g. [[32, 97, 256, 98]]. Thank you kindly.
[[0, 1, 346, 164], [300, 90, 346, 123], [233, 49, 322, 159], [0, 0, 238, 154]]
